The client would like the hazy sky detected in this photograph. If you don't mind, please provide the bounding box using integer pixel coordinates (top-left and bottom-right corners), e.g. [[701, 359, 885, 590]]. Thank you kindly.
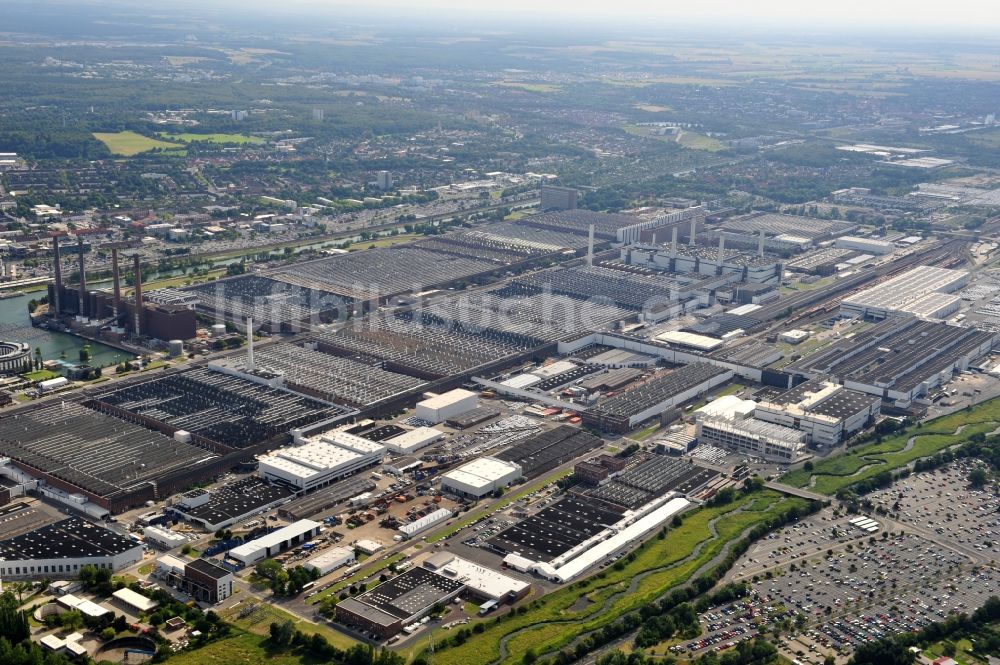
[[262, 0, 1000, 31]]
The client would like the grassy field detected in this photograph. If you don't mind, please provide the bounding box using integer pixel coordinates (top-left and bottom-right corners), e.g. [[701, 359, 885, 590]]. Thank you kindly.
[[93, 131, 184, 156], [166, 632, 309, 665], [634, 103, 672, 112], [782, 396, 1000, 494], [495, 81, 562, 93], [429, 491, 803, 665], [676, 130, 727, 152], [160, 132, 265, 145], [21, 369, 59, 382], [220, 601, 355, 649]]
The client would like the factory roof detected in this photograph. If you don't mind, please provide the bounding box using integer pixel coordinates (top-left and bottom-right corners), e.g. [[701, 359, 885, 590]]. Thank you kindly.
[[186, 558, 232, 580], [764, 379, 878, 420], [349, 566, 465, 620], [424, 553, 529, 599], [443, 457, 522, 489], [694, 395, 757, 419], [418, 389, 477, 410], [384, 427, 443, 452], [0, 517, 139, 561], [259, 441, 366, 481], [841, 265, 967, 315], [654, 330, 724, 351], [229, 520, 320, 559], [112, 587, 158, 612], [305, 546, 354, 570]]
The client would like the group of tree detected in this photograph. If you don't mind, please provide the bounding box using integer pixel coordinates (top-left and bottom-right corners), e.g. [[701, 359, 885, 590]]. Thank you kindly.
[[268, 623, 406, 665], [255, 559, 321, 596], [0, 592, 78, 665]]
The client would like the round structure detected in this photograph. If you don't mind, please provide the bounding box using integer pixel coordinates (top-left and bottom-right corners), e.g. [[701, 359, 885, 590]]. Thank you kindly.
[[168, 340, 184, 357], [0, 341, 31, 374], [96, 636, 157, 663], [210, 324, 226, 338]]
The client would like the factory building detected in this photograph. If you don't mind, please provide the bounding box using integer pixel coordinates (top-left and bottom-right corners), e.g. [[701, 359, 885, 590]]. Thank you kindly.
[[441, 457, 523, 498], [539, 185, 578, 211], [0, 517, 144, 579], [786, 318, 996, 403], [415, 389, 478, 424], [227, 519, 322, 566], [423, 552, 530, 603], [112, 587, 158, 615], [383, 427, 443, 454], [840, 265, 968, 320], [694, 396, 806, 463], [754, 379, 881, 447], [181, 558, 235, 604], [834, 236, 896, 255], [624, 242, 785, 285], [142, 525, 187, 550], [335, 567, 465, 639], [304, 546, 356, 576], [257, 431, 386, 492]]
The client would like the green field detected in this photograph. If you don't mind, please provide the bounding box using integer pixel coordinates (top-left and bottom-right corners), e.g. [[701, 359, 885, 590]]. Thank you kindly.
[[782, 396, 1000, 494], [676, 130, 727, 152], [93, 131, 184, 156], [159, 132, 265, 145], [429, 490, 804, 665]]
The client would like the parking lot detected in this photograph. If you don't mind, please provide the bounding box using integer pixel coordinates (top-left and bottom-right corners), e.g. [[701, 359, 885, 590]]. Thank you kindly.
[[677, 475, 1000, 665]]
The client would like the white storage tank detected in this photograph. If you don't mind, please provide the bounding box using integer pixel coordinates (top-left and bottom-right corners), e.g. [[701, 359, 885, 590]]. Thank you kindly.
[[168, 340, 184, 357], [211, 324, 227, 338]]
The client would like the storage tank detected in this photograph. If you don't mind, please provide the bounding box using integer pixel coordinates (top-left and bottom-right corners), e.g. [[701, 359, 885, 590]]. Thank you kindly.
[[211, 324, 227, 338], [168, 340, 184, 357]]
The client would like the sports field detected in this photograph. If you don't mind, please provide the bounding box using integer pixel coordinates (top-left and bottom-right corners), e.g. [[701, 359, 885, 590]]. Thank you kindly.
[[93, 131, 184, 156]]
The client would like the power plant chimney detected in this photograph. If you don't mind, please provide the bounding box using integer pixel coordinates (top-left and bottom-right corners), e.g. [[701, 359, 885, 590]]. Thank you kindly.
[[689, 217, 697, 246], [77, 237, 87, 317], [758, 230, 765, 257], [51, 235, 62, 314], [111, 247, 121, 316], [650, 231, 657, 246], [716, 235, 726, 270], [586, 224, 595, 267], [246, 316, 255, 372], [132, 254, 143, 336], [670, 227, 678, 255]]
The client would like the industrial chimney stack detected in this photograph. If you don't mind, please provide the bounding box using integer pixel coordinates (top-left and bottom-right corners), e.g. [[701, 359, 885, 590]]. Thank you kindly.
[[77, 237, 87, 317], [111, 248, 121, 316], [586, 224, 595, 267], [132, 254, 143, 336], [52, 235, 62, 314], [246, 317, 255, 372]]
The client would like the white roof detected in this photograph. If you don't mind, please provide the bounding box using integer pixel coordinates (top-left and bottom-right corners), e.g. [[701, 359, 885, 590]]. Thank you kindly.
[[551, 497, 690, 582], [501, 374, 543, 390], [385, 427, 443, 452], [695, 394, 757, 419], [58, 594, 109, 618], [355, 538, 382, 552], [305, 546, 354, 568], [728, 303, 762, 316], [443, 457, 522, 489], [112, 587, 158, 612], [321, 430, 386, 455], [531, 360, 577, 378], [842, 265, 968, 314], [399, 508, 453, 536], [431, 554, 530, 599], [655, 330, 724, 351], [157, 554, 188, 571], [418, 388, 477, 410], [229, 520, 320, 558]]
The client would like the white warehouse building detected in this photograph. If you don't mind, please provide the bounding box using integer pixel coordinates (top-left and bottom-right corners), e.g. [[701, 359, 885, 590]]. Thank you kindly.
[[384, 427, 444, 454], [258, 431, 385, 491], [441, 457, 522, 498], [399, 507, 453, 538], [834, 236, 895, 255], [415, 389, 477, 424], [228, 519, 322, 566], [694, 395, 805, 463], [304, 546, 356, 575]]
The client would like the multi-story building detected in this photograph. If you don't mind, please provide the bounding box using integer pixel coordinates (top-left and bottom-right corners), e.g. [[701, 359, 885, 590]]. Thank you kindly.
[[754, 379, 880, 448]]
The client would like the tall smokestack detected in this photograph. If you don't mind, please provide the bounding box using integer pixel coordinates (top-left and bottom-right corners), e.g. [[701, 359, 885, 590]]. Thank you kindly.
[[689, 217, 697, 246], [77, 237, 87, 317], [246, 317, 255, 371], [716, 236, 726, 269], [758, 230, 765, 257], [111, 248, 121, 316], [650, 232, 657, 246], [586, 224, 595, 267], [133, 254, 143, 336], [671, 227, 678, 255], [52, 235, 62, 314]]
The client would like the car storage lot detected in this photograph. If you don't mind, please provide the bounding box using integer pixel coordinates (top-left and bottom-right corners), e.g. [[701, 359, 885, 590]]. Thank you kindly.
[[866, 461, 1000, 560], [677, 462, 1000, 665]]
